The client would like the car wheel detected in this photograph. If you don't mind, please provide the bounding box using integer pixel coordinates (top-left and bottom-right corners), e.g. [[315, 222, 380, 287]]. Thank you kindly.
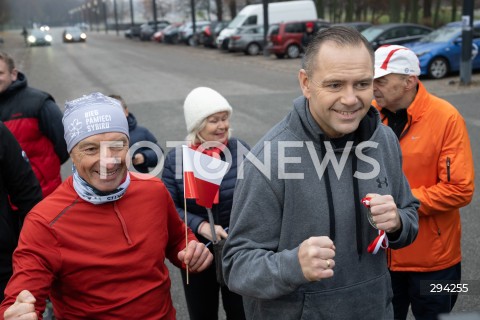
[[245, 43, 261, 56], [221, 38, 230, 50], [428, 57, 449, 79], [286, 44, 300, 59]]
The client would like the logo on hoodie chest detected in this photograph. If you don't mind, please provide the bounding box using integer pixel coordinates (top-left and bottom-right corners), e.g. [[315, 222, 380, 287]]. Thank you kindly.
[[376, 177, 389, 188]]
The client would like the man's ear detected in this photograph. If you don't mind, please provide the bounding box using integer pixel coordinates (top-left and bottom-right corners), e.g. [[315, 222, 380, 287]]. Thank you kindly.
[[405, 75, 418, 90], [298, 69, 311, 99], [11, 68, 18, 82]]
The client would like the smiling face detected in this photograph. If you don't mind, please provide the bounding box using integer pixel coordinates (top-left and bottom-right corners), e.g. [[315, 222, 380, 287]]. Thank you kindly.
[[198, 111, 230, 143], [299, 41, 374, 138], [70, 132, 129, 192]]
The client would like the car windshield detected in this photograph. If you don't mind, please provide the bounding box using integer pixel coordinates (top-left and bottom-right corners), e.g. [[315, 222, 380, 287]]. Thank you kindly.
[[66, 27, 83, 35], [31, 29, 47, 36], [361, 27, 386, 41], [229, 15, 247, 28], [418, 26, 460, 43]]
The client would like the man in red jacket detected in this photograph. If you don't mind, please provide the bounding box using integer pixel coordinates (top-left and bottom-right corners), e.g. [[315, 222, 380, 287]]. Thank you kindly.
[[0, 51, 69, 197], [1, 92, 213, 320], [0, 122, 42, 302], [372, 45, 474, 319]]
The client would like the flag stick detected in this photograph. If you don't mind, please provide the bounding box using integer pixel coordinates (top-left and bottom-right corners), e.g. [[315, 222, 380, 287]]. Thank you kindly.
[[184, 197, 189, 285]]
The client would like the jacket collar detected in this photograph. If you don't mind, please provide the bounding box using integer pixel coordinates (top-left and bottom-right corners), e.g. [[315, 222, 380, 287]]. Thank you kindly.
[[404, 81, 429, 125]]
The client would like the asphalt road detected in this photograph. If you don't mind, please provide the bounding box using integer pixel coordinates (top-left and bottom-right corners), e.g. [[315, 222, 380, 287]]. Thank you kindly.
[[1, 27, 479, 319]]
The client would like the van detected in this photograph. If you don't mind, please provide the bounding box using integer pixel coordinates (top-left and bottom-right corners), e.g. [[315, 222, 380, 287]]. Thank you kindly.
[[216, 0, 317, 50]]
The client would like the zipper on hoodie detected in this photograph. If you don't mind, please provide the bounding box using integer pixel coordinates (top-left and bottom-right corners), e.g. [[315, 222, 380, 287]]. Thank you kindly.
[[446, 157, 451, 182]]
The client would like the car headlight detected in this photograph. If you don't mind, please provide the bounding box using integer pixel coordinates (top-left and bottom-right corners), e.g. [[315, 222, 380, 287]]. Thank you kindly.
[[45, 35, 53, 42], [80, 33, 87, 39], [65, 34, 72, 40], [27, 36, 36, 43]]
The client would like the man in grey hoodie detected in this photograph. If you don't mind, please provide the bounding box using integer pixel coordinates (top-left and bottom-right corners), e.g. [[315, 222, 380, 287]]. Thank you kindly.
[[223, 26, 419, 319]]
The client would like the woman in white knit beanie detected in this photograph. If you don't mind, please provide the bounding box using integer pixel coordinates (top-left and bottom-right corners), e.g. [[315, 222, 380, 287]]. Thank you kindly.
[[183, 87, 233, 145], [162, 87, 248, 320]]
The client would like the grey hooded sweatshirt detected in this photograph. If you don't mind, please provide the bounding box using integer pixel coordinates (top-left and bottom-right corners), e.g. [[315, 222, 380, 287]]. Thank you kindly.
[[223, 96, 419, 320]]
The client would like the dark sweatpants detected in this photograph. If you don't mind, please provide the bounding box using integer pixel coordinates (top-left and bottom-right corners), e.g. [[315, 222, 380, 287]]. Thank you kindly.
[[390, 262, 461, 320], [180, 262, 246, 320]]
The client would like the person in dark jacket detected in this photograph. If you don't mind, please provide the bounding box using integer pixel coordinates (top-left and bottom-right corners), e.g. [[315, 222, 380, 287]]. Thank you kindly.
[[162, 87, 249, 320], [0, 121, 42, 301], [108, 94, 163, 174], [301, 21, 316, 51], [0, 51, 69, 197]]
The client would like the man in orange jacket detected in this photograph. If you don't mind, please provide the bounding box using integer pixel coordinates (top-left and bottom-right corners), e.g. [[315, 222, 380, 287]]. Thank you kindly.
[[372, 45, 475, 319]]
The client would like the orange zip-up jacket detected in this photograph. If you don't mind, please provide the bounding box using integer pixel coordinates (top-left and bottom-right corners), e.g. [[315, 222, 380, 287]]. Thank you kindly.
[[373, 81, 475, 272]]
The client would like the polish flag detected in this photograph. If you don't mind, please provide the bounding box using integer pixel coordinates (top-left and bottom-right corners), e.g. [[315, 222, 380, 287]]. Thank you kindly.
[[182, 145, 230, 208]]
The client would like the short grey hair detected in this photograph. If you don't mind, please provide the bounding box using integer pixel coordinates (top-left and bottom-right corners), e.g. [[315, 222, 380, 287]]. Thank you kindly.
[[302, 26, 374, 77]]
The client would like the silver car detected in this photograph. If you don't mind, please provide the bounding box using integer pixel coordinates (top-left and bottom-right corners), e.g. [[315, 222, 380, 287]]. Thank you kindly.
[[228, 25, 265, 55]]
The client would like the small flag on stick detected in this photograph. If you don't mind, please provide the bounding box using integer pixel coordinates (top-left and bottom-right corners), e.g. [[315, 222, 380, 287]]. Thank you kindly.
[[182, 145, 229, 209], [182, 145, 230, 284]]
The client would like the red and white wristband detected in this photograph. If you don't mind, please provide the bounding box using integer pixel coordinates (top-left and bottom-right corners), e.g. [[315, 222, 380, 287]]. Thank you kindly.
[[361, 197, 389, 254]]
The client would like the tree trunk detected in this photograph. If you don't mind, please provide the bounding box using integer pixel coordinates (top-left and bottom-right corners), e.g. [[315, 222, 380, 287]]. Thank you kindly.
[[354, 0, 365, 22], [389, 0, 401, 22], [411, 0, 419, 23], [404, 0, 410, 22], [228, 0, 236, 20], [316, 0, 325, 20], [215, 0, 223, 21], [329, 0, 336, 22], [345, 0, 354, 22], [451, 0, 458, 21], [433, 0, 441, 27], [423, 0, 432, 26]]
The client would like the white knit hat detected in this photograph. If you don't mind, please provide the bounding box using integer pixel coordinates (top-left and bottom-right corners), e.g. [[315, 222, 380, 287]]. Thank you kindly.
[[183, 87, 233, 133]]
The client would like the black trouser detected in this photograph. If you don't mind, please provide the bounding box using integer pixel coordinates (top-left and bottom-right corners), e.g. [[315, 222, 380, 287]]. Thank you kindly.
[[180, 262, 246, 320], [390, 262, 461, 320]]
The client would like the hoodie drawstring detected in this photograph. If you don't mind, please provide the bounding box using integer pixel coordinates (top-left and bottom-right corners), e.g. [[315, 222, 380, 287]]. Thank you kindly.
[[352, 155, 363, 258], [319, 136, 336, 242]]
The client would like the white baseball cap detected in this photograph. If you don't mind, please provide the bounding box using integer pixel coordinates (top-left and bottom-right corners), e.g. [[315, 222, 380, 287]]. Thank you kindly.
[[374, 45, 421, 79]]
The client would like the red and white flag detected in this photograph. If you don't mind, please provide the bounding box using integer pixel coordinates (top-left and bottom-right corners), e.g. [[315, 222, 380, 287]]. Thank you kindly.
[[182, 145, 230, 208]]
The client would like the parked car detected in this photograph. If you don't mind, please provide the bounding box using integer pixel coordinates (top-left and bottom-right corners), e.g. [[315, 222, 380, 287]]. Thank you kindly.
[[228, 25, 265, 55], [27, 29, 52, 46], [179, 21, 210, 46], [162, 23, 184, 44], [267, 20, 330, 58], [333, 21, 372, 32], [139, 20, 170, 41], [404, 20, 480, 79], [124, 24, 143, 38], [361, 23, 433, 50], [199, 21, 230, 48], [217, 0, 317, 51], [63, 26, 87, 43]]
